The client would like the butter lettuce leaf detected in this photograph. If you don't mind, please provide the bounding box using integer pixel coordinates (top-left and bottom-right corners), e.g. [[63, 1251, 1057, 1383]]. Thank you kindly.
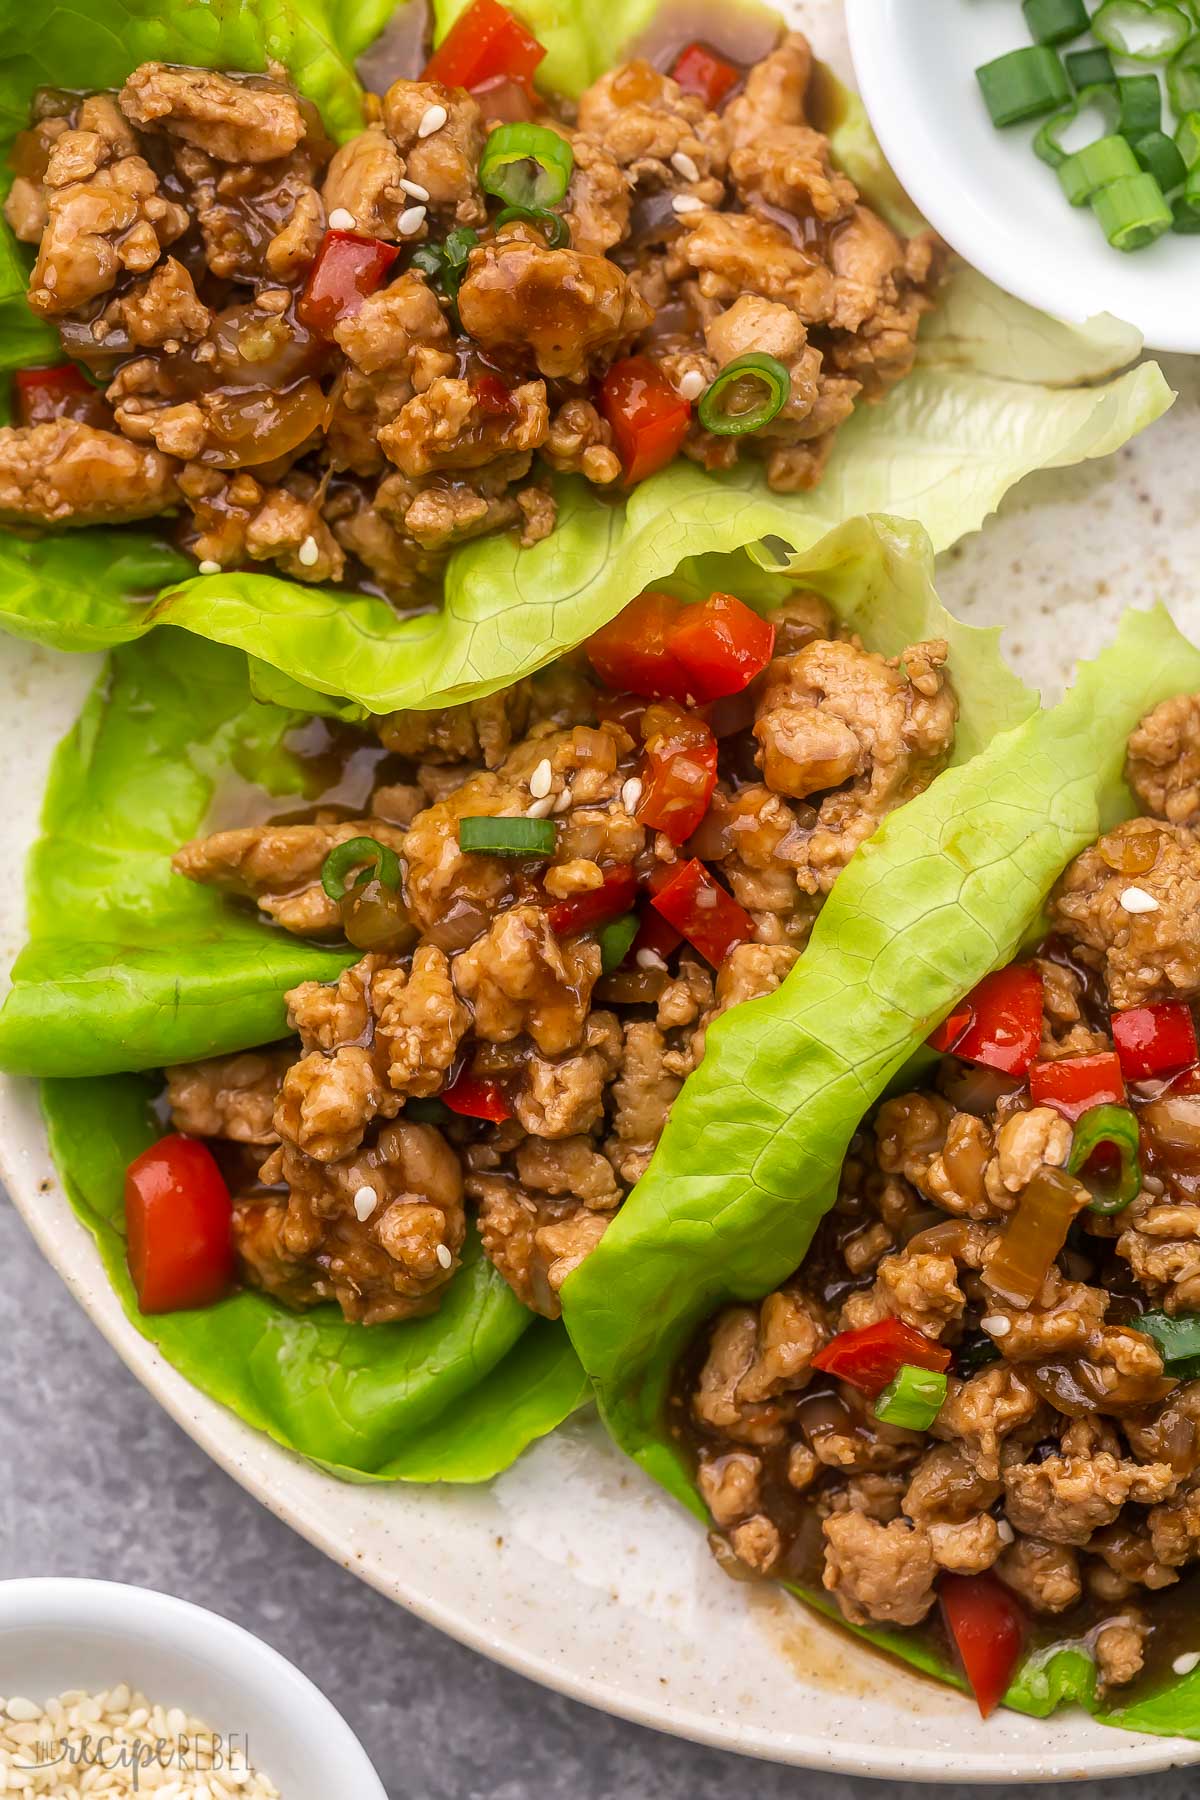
[[41, 1070, 587, 1479], [0, 1, 1174, 708], [562, 604, 1200, 1731]]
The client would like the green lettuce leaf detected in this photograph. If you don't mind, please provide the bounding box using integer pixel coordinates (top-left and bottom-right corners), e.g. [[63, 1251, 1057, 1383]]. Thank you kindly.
[[0, 513, 1033, 1078], [41, 1070, 588, 1479], [0, 2, 1174, 710], [562, 604, 1200, 1734]]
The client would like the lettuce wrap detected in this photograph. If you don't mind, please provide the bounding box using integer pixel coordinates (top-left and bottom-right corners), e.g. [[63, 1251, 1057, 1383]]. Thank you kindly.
[[561, 603, 1200, 1737], [1, 512, 1031, 1483], [0, 0, 1174, 715]]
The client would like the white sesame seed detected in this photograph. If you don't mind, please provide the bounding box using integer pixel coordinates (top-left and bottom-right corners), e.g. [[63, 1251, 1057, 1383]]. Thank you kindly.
[[353, 1184, 378, 1222], [297, 534, 320, 568], [398, 203, 428, 235], [1120, 885, 1160, 913], [695, 887, 717, 908], [197, 558, 221, 575], [399, 178, 431, 201], [996, 1518, 1015, 1545], [418, 103, 448, 138], [671, 150, 700, 182], [436, 1243, 453, 1269], [327, 206, 356, 230], [637, 948, 667, 971], [553, 787, 572, 813], [1174, 1650, 1200, 1675], [621, 776, 643, 812], [529, 757, 553, 799], [678, 369, 705, 402], [980, 1314, 1011, 1337], [672, 193, 705, 215], [526, 795, 555, 818], [4, 1698, 40, 1722]]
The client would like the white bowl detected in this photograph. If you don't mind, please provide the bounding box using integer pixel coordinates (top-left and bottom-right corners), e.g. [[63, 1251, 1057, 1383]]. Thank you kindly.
[[845, 0, 1200, 353], [0, 1578, 387, 1798]]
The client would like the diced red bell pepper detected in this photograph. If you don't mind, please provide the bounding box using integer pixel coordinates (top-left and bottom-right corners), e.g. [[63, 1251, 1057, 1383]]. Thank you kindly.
[[631, 903, 684, 963], [668, 591, 776, 704], [587, 592, 692, 706], [125, 1134, 236, 1315], [442, 1069, 513, 1122], [424, 0, 547, 95], [637, 704, 719, 844], [547, 865, 639, 937], [594, 690, 649, 738], [13, 361, 99, 428], [930, 966, 1044, 1078], [297, 230, 400, 335], [1028, 1051, 1126, 1122], [940, 1573, 1026, 1719], [474, 373, 514, 415], [812, 1317, 952, 1396], [650, 858, 752, 967], [599, 355, 692, 485], [1112, 1000, 1199, 1082], [671, 41, 741, 108]]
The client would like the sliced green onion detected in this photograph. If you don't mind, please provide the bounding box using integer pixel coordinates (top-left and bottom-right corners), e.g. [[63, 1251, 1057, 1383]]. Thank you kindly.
[[1133, 127, 1187, 189], [493, 203, 571, 248], [1034, 84, 1121, 164], [874, 1364, 949, 1432], [321, 835, 401, 902], [598, 912, 639, 975], [1058, 132, 1140, 202], [1024, 0, 1090, 42], [1176, 108, 1200, 166], [976, 46, 1072, 125], [1091, 168, 1173, 247], [459, 815, 557, 857], [1119, 71, 1163, 135], [480, 122, 574, 210], [1135, 1309, 1200, 1376], [697, 353, 790, 435], [1168, 32, 1200, 113], [1066, 46, 1118, 88], [1172, 169, 1200, 226], [1094, 1, 1191, 60], [404, 1096, 453, 1123], [1068, 1102, 1143, 1212]]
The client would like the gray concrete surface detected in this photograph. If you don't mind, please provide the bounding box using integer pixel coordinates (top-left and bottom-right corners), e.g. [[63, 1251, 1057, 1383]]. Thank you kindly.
[[0, 1193, 1193, 1800]]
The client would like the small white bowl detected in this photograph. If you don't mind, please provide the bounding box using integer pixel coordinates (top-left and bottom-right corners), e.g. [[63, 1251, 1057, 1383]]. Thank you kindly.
[[0, 1578, 387, 1798], [845, 0, 1200, 353]]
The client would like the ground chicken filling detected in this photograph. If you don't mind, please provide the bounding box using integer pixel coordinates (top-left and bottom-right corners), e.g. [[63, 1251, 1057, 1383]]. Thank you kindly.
[[164, 588, 955, 1326], [0, 25, 941, 603], [677, 691, 1200, 1705]]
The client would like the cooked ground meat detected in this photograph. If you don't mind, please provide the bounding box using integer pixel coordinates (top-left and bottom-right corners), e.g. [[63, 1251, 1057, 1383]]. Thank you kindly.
[[1, 29, 941, 602], [680, 694, 1200, 1700], [169, 599, 956, 1321]]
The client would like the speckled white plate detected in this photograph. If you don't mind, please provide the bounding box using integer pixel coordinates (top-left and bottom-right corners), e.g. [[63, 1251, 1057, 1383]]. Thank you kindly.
[[4, 2, 1200, 1779]]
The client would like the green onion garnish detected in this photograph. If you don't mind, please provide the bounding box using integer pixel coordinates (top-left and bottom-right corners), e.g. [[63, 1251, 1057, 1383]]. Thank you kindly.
[[1023, 0, 1090, 45], [1094, 1, 1192, 62], [320, 836, 401, 902], [1168, 32, 1200, 114], [458, 815, 558, 857], [1135, 1308, 1200, 1376], [1091, 168, 1173, 247], [493, 204, 571, 248], [1067, 1102, 1143, 1212], [1058, 132, 1140, 203], [1065, 46, 1117, 88], [1176, 108, 1200, 166], [873, 1364, 949, 1432], [1133, 127, 1188, 190], [697, 353, 790, 436], [1172, 168, 1200, 226], [598, 912, 639, 975], [976, 46, 1072, 126], [1118, 71, 1163, 136], [480, 123, 574, 211], [1033, 84, 1120, 164]]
